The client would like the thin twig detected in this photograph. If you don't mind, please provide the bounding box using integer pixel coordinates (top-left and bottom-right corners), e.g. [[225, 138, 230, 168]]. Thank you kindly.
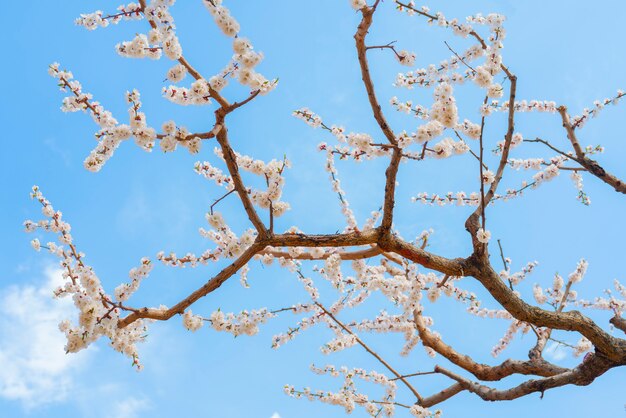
[[444, 41, 476, 72], [316, 302, 424, 403]]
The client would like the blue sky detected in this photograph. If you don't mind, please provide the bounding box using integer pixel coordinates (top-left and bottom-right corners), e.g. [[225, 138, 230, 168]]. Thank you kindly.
[[1, 1, 625, 417]]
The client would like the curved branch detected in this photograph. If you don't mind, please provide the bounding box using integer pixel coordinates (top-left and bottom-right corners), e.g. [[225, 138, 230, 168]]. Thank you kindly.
[[381, 235, 466, 277], [355, 7, 397, 146], [118, 229, 382, 327], [414, 311, 569, 381], [118, 241, 264, 327], [155, 124, 223, 141], [435, 352, 618, 402], [420, 383, 465, 408], [355, 6, 402, 233], [558, 106, 626, 194], [610, 315, 626, 334], [473, 262, 626, 361]]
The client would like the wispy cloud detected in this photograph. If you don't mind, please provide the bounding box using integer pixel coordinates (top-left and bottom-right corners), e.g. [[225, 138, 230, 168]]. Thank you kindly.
[[0, 266, 91, 408], [43, 137, 72, 167], [111, 396, 151, 418], [545, 342, 568, 361], [270, 413, 281, 418]]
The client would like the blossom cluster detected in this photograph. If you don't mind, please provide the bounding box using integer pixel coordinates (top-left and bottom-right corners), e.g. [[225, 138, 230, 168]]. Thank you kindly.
[[491, 320, 531, 357], [78, 0, 276, 99], [201, 2, 276, 94], [99, 2, 185, 61], [323, 150, 359, 230], [571, 89, 625, 128], [213, 148, 292, 217], [390, 96, 430, 119], [208, 308, 276, 336], [194, 161, 233, 189], [394, 44, 484, 89], [394, 5, 506, 101], [285, 361, 440, 417], [34, 2, 626, 416], [578, 279, 626, 315], [75, 3, 143, 30], [482, 99, 558, 115], [158, 210, 257, 269], [50, 64, 210, 170], [411, 153, 579, 208], [499, 260, 539, 286], [25, 187, 151, 369], [533, 259, 587, 309]]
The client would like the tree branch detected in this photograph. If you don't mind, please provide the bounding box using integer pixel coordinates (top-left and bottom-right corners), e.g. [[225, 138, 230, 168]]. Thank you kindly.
[[472, 261, 626, 361], [138, 0, 230, 108], [610, 315, 626, 334], [118, 242, 264, 327], [214, 112, 268, 236], [414, 310, 569, 381], [434, 352, 618, 402], [558, 106, 626, 194], [355, 6, 402, 233], [316, 302, 424, 403]]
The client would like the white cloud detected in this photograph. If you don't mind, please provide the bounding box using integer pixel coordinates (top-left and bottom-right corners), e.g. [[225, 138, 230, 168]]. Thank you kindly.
[[545, 341, 567, 361], [0, 266, 91, 408], [270, 413, 281, 418], [111, 396, 150, 418]]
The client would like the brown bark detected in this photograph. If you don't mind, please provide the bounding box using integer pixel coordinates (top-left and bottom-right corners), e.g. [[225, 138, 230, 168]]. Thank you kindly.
[[558, 106, 626, 194]]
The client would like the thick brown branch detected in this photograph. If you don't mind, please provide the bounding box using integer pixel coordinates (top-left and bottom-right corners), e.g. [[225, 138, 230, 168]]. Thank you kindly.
[[435, 352, 619, 402], [472, 261, 626, 361], [269, 229, 381, 248], [381, 149, 402, 232], [414, 311, 569, 381], [260, 245, 383, 261], [156, 124, 222, 141], [381, 235, 466, 277], [420, 383, 465, 408], [355, 7, 402, 233], [376, 244, 405, 265], [610, 315, 626, 334], [118, 230, 382, 327]]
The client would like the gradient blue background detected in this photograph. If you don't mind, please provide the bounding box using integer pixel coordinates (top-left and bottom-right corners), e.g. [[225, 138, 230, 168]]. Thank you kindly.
[[1, 1, 625, 417]]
